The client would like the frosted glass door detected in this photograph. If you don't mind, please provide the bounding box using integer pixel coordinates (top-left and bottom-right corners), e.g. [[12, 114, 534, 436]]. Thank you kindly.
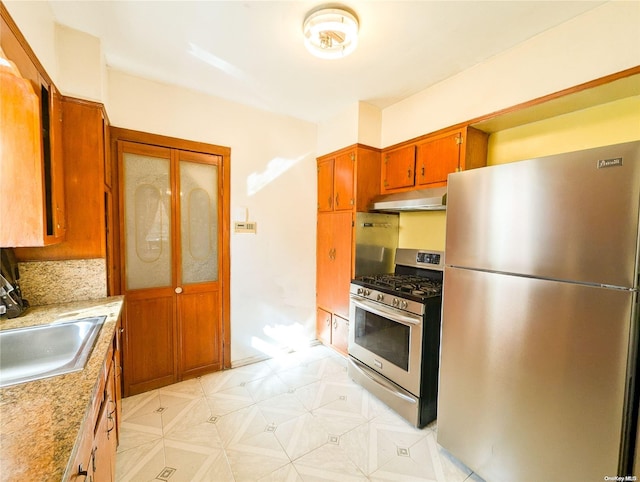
[[123, 152, 172, 290], [180, 160, 218, 284]]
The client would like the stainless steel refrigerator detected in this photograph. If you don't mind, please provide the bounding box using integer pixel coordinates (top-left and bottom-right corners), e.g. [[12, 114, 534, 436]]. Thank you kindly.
[[438, 141, 640, 481]]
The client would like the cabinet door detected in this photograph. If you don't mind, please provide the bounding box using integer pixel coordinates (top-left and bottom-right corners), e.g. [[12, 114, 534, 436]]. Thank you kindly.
[[416, 131, 461, 186], [92, 400, 112, 482], [330, 211, 353, 319], [316, 211, 352, 318], [0, 54, 47, 247], [105, 362, 118, 479], [317, 158, 334, 212], [331, 314, 349, 355], [382, 145, 416, 191], [316, 213, 334, 310], [333, 151, 355, 211], [316, 307, 332, 345], [50, 85, 66, 239]]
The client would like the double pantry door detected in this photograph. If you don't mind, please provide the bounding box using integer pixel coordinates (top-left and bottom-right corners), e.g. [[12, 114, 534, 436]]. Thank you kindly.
[[119, 140, 224, 395]]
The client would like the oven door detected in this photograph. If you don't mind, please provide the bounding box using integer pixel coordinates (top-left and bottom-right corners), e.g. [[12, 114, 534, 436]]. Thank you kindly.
[[348, 294, 423, 396]]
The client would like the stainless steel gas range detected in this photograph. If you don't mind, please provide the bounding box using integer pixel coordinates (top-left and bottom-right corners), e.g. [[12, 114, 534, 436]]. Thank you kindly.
[[347, 248, 444, 428]]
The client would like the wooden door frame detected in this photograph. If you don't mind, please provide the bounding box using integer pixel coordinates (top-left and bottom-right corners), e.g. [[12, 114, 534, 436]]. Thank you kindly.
[[110, 127, 231, 370]]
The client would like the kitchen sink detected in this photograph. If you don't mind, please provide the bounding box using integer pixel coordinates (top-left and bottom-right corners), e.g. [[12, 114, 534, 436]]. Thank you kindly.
[[0, 316, 106, 388]]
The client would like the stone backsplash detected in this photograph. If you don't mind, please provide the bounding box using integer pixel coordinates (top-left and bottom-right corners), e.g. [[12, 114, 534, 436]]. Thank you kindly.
[[17, 258, 107, 306]]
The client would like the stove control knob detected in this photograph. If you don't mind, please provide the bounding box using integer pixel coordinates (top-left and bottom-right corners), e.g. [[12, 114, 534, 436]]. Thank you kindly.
[[357, 288, 363, 295], [401, 300, 408, 309], [392, 298, 400, 307], [364, 289, 371, 297], [377, 293, 384, 302]]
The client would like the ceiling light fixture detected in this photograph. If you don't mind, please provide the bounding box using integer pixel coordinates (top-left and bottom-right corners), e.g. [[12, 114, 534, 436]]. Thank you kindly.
[[303, 5, 359, 60]]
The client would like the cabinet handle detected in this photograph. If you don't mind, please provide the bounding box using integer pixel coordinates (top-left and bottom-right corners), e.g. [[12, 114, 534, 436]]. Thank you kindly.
[[78, 464, 88, 477], [407, 169, 412, 178], [326, 317, 331, 326], [107, 413, 115, 439], [328, 196, 332, 208], [421, 165, 425, 176], [335, 193, 339, 207], [91, 447, 97, 472], [333, 321, 337, 329], [175, 287, 183, 294]]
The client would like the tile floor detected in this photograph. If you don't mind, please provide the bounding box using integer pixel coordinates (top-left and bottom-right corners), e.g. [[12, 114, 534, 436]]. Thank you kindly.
[[116, 344, 485, 482]]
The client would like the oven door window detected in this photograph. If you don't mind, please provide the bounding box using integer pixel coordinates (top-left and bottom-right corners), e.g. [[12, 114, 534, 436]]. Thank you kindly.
[[353, 306, 409, 371]]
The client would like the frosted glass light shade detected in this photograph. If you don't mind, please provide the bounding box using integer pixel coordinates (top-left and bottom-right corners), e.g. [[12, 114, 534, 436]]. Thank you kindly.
[[303, 7, 359, 59]]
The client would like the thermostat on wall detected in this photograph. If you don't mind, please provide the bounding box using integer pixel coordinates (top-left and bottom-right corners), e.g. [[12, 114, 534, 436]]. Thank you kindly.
[[234, 222, 257, 234]]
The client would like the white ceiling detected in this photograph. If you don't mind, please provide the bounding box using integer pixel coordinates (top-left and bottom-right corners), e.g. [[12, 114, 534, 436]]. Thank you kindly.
[[48, 1, 607, 124]]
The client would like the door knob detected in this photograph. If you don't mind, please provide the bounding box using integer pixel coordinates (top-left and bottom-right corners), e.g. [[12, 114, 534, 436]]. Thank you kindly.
[[175, 287, 183, 294]]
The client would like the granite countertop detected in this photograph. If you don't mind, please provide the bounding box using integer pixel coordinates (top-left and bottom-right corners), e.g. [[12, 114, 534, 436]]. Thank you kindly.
[[0, 296, 124, 482]]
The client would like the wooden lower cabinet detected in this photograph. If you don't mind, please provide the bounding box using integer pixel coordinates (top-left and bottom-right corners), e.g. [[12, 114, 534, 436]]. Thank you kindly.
[[316, 309, 349, 355], [331, 314, 349, 355], [316, 308, 332, 345], [67, 321, 121, 482]]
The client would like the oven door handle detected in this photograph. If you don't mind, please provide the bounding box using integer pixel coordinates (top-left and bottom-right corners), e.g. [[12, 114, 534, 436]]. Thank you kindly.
[[349, 358, 417, 405], [351, 297, 422, 326]]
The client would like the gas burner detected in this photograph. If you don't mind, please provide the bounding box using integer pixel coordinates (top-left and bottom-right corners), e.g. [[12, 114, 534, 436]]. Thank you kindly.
[[353, 274, 442, 301]]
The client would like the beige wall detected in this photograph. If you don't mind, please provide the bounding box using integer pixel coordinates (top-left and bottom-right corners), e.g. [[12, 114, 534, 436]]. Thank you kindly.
[[55, 24, 104, 102], [382, 1, 640, 148], [3, 1, 58, 82]]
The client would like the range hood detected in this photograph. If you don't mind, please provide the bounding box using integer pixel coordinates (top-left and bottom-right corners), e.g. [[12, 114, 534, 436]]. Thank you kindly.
[[369, 187, 447, 212]]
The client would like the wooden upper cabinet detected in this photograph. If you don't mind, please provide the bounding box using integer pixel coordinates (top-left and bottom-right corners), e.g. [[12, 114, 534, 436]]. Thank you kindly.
[[0, 57, 65, 247], [381, 126, 488, 193], [317, 145, 381, 213], [14, 98, 107, 260], [0, 14, 66, 247], [317, 158, 335, 212], [333, 151, 355, 211], [382, 144, 416, 192], [317, 151, 355, 212], [416, 130, 461, 187]]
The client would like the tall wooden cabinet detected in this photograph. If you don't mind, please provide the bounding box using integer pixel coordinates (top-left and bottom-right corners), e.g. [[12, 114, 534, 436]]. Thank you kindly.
[[316, 144, 381, 355]]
